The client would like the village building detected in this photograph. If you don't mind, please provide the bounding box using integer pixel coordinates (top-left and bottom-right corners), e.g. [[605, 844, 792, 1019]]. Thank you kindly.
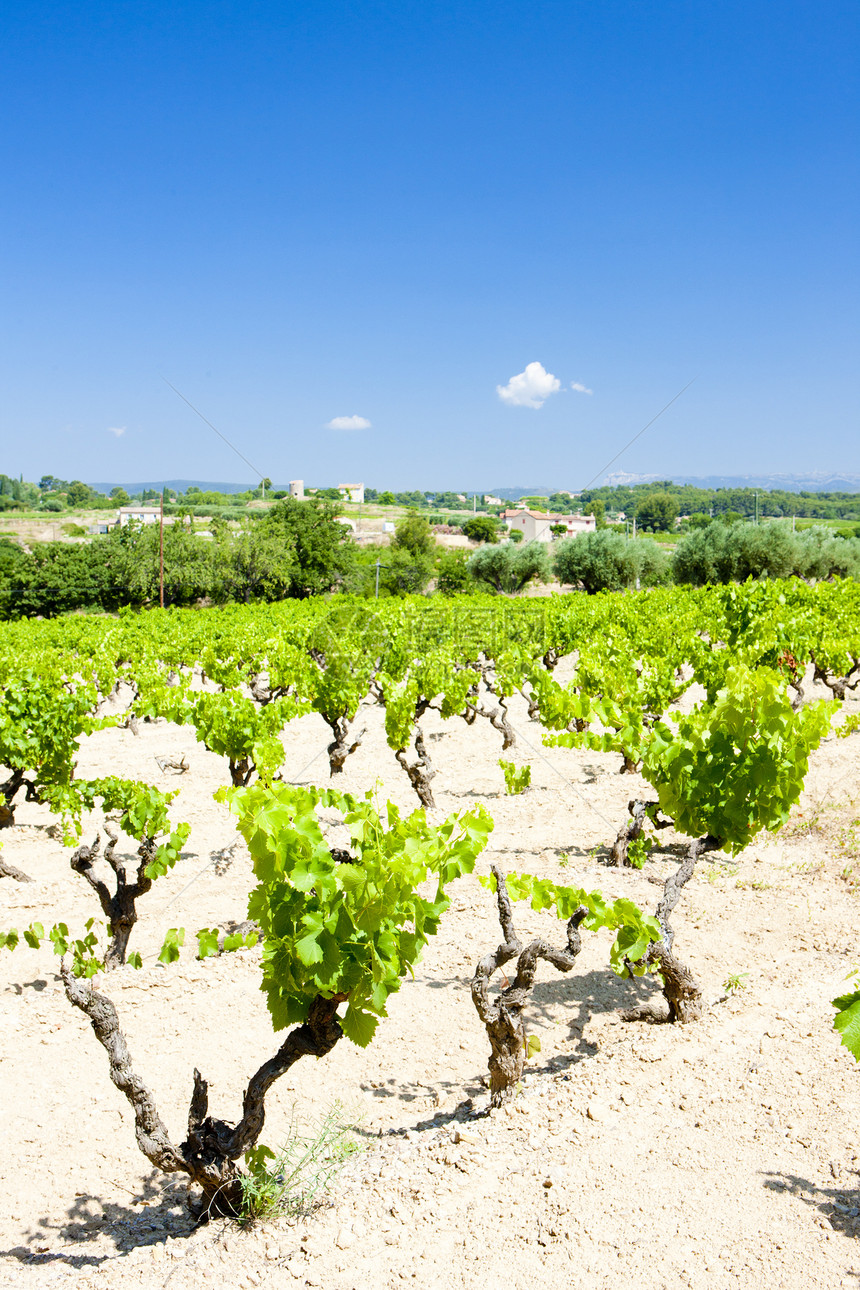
[[501, 508, 597, 542], [338, 483, 365, 504], [117, 505, 161, 527]]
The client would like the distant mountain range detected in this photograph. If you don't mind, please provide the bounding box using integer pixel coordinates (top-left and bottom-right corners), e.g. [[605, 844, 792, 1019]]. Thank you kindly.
[[89, 474, 860, 499], [601, 472, 860, 493], [88, 480, 263, 495], [487, 486, 566, 501]]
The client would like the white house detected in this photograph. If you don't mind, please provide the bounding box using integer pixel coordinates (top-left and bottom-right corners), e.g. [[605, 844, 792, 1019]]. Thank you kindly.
[[501, 509, 596, 543], [117, 506, 161, 527], [483, 495, 503, 506], [338, 483, 365, 504]]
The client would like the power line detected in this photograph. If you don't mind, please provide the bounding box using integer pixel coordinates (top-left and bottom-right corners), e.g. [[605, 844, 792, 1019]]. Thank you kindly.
[[579, 377, 697, 493], [160, 377, 265, 482]]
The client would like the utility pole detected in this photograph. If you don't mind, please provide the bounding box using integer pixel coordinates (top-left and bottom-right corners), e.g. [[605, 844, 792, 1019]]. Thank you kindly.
[[374, 556, 390, 598], [754, 491, 759, 525], [159, 489, 165, 609]]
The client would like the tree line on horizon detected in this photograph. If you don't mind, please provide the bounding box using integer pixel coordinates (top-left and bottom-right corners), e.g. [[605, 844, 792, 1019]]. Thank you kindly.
[[3, 473, 860, 526], [2, 496, 860, 618]]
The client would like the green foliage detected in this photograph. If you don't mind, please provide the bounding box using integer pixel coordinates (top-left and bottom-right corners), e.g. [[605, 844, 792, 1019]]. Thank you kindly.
[[499, 759, 531, 794], [435, 548, 472, 595], [468, 540, 551, 594], [553, 530, 670, 593], [3, 917, 110, 977], [462, 516, 499, 544], [583, 498, 606, 528], [525, 1034, 541, 1060], [626, 831, 655, 869], [391, 513, 435, 559], [195, 927, 221, 959], [636, 492, 679, 532], [240, 1105, 361, 1223], [226, 782, 492, 1045], [379, 547, 434, 596], [833, 979, 860, 1061], [66, 481, 95, 507], [60, 777, 191, 867], [196, 926, 259, 958], [480, 871, 661, 977], [838, 712, 860, 739], [0, 670, 101, 830], [185, 691, 289, 785], [642, 664, 835, 853], [672, 520, 860, 586], [157, 927, 185, 964]]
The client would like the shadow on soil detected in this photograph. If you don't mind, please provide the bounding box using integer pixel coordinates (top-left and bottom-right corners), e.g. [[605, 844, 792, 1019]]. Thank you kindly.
[[359, 966, 663, 1127], [3, 1173, 196, 1272], [763, 1170, 860, 1249]]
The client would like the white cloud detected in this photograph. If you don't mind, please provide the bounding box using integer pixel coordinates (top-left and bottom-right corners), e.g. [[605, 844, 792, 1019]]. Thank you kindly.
[[107, 425, 126, 437], [326, 414, 372, 431], [497, 361, 561, 409], [571, 382, 593, 395]]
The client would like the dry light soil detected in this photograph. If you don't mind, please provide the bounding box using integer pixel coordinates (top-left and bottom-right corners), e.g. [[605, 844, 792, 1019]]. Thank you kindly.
[[1, 674, 860, 1290]]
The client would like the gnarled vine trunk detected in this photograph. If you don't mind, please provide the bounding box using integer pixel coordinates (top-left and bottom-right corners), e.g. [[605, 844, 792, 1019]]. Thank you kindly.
[[610, 799, 672, 867], [326, 716, 366, 775], [622, 834, 721, 1024], [70, 825, 156, 968], [811, 653, 860, 703], [472, 866, 586, 1106], [395, 727, 436, 808], [61, 966, 345, 1218], [0, 768, 38, 829]]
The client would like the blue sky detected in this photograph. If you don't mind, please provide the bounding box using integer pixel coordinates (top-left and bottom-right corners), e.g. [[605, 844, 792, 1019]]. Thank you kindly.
[[1, 1, 857, 490]]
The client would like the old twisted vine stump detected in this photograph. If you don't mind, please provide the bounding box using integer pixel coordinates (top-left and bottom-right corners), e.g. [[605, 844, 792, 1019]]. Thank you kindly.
[[70, 824, 156, 968], [326, 715, 367, 775], [60, 963, 345, 1218], [609, 799, 674, 867], [472, 865, 587, 1107], [622, 834, 721, 1024], [0, 768, 40, 830], [811, 652, 860, 703], [395, 727, 436, 809]]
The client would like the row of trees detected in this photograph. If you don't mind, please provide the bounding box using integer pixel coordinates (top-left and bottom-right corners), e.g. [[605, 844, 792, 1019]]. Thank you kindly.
[[581, 480, 860, 524], [3, 501, 860, 618], [466, 522, 860, 595]]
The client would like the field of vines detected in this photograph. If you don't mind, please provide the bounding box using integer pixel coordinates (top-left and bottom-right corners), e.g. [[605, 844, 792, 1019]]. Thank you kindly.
[[2, 580, 860, 1290]]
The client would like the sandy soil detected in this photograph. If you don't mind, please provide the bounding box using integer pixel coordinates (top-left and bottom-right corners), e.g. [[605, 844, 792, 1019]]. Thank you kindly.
[[1, 675, 859, 1290]]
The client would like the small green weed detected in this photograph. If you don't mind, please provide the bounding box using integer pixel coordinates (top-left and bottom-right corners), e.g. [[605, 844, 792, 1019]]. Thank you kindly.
[[788, 857, 825, 877], [838, 817, 860, 861], [239, 1105, 361, 1224], [722, 971, 750, 996], [701, 863, 739, 884]]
